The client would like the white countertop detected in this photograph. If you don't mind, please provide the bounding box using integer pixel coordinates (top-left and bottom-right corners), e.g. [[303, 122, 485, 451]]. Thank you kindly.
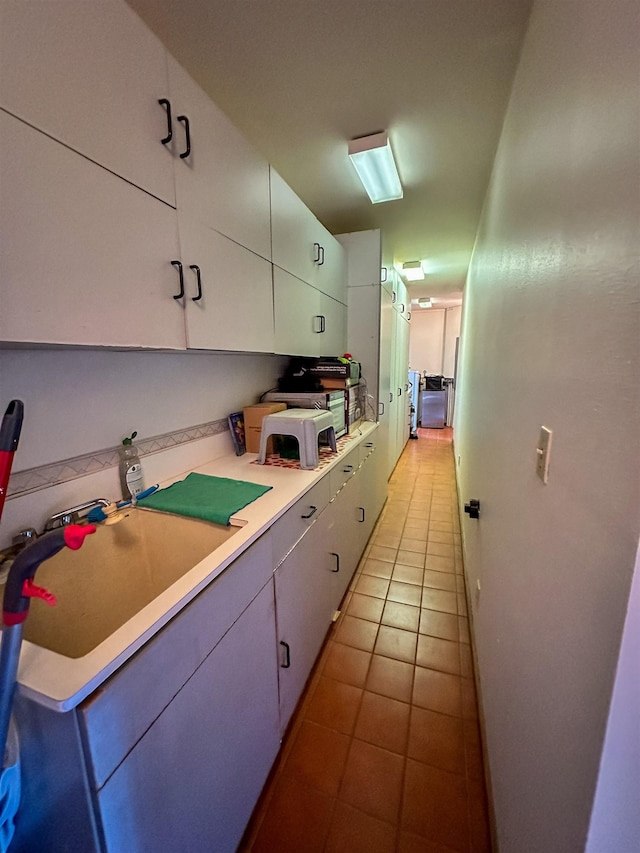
[[11, 422, 377, 712]]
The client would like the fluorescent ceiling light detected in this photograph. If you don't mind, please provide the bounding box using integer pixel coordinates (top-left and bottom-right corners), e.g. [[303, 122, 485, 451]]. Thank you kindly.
[[348, 131, 403, 204], [402, 261, 425, 282], [418, 298, 433, 308]]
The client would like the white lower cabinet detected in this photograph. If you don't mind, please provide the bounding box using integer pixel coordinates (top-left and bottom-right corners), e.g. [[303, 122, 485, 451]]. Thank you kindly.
[[274, 514, 336, 732], [327, 474, 364, 607], [12, 433, 387, 853], [96, 580, 279, 853]]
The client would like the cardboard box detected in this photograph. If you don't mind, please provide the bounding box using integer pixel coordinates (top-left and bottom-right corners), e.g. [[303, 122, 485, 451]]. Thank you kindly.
[[321, 376, 359, 390], [243, 402, 287, 453]]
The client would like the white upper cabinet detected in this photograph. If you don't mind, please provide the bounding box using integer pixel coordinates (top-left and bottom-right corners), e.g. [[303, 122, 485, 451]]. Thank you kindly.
[[270, 168, 346, 304], [167, 57, 272, 261], [273, 268, 346, 357], [0, 0, 175, 207], [178, 212, 274, 353], [0, 112, 185, 350]]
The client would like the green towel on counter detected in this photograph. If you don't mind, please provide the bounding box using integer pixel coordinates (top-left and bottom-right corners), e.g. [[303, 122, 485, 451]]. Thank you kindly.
[[136, 472, 272, 526]]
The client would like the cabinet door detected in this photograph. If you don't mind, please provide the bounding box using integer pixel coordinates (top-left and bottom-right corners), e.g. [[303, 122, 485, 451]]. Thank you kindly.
[[270, 167, 319, 285], [327, 476, 363, 610], [0, 112, 185, 349], [356, 448, 384, 546], [270, 167, 346, 303], [274, 516, 335, 731], [312, 223, 347, 304], [0, 0, 175, 206], [273, 266, 321, 356], [96, 581, 280, 853], [168, 57, 271, 261], [178, 213, 274, 352], [317, 290, 347, 356], [396, 316, 411, 448]]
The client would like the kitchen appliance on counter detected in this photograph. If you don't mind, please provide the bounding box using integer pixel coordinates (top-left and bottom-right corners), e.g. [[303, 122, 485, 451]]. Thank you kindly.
[[262, 390, 347, 438]]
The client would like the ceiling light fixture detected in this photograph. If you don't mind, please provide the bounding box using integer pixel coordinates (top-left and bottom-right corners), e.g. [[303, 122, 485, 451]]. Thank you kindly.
[[348, 131, 403, 204], [418, 298, 433, 308], [402, 261, 425, 282]]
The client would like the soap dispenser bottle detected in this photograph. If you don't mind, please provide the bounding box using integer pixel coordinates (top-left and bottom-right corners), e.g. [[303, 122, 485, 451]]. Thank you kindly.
[[119, 431, 145, 500]]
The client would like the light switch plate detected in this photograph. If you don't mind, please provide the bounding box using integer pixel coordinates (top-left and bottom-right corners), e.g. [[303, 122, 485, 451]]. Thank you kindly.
[[536, 426, 553, 483]]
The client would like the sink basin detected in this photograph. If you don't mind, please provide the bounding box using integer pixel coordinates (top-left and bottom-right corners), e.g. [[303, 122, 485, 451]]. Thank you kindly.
[[10, 509, 241, 658]]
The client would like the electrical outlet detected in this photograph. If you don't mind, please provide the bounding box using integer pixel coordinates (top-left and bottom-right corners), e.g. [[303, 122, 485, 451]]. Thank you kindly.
[[536, 426, 553, 483]]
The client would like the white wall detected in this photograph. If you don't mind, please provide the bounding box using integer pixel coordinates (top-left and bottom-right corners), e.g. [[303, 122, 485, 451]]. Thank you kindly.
[[409, 306, 461, 376], [0, 348, 286, 546], [454, 0, 640, 850], [442, 305, 461, 378]]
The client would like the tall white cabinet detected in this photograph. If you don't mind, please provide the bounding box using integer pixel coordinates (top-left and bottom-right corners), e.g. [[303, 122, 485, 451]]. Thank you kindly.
[[339, 230, 411, 478]]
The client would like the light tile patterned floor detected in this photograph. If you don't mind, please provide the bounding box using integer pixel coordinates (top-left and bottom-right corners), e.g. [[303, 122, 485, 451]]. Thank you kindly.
[[241, 428, 491, 853]]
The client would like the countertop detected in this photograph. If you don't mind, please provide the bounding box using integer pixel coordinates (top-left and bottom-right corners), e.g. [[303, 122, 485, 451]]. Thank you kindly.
[[11, 422, 377, 712]]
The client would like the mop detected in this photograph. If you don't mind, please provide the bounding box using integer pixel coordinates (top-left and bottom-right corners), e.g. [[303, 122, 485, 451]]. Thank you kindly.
[[0, 401, 96, 851]]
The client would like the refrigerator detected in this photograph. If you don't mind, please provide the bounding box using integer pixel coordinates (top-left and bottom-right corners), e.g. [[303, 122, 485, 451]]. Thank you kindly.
[[420, 389, 447, 428]]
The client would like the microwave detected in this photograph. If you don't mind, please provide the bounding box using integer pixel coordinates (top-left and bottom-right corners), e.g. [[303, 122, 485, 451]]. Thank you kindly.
[[262, 390, 347, 439]]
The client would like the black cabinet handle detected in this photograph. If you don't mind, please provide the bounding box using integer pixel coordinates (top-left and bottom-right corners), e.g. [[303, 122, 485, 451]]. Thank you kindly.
[[358, 507, 365, 523], [408, 311, 412, 321], [389, 392, 394, 402], [379, 401, 385, 415], [158, 98, 172, 144], [300, 505, 317, 519], [392, 291, 397, 303], [381, 267, 388, 283], [343, 464, 354, 473], [320, 315, 326, 332], [365, 442, 374, 448], [177, 115, 191, 158], [171, 260, 184, 300], [398, 387, 402, 397], [330, 552, 340, 573], [399, 303, 405, 313], [189, 264, 203, 301], [313, 242, 321, 263], [318, 245, 325, 266], [279, 640, 291, 668]]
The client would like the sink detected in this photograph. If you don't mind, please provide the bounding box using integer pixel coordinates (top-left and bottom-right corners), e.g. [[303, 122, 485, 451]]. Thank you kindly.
[[8, 509, 241, 658]]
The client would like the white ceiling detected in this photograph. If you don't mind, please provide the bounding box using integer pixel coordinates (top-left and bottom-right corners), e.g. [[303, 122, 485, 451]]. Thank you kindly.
[[126, 0, 533, 308]]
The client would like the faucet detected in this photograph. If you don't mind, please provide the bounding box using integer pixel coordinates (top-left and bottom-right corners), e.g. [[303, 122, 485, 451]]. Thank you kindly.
[[0, 499, 111, 573], [43, 498, 111, 532]]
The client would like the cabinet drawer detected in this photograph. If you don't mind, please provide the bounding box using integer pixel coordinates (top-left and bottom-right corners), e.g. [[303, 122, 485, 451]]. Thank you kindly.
[[271, 476, 331, 567], [79, 533, 272, 789], [330, 443, 360, 496], [359, 438, 376, 466]]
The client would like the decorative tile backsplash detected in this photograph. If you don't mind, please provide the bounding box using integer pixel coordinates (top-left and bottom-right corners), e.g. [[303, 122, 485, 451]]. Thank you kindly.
[[8, 418, 229, 499]]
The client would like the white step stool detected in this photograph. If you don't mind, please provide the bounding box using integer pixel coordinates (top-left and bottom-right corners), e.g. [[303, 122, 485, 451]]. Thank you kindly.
[[257, 408, 337, 469]]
